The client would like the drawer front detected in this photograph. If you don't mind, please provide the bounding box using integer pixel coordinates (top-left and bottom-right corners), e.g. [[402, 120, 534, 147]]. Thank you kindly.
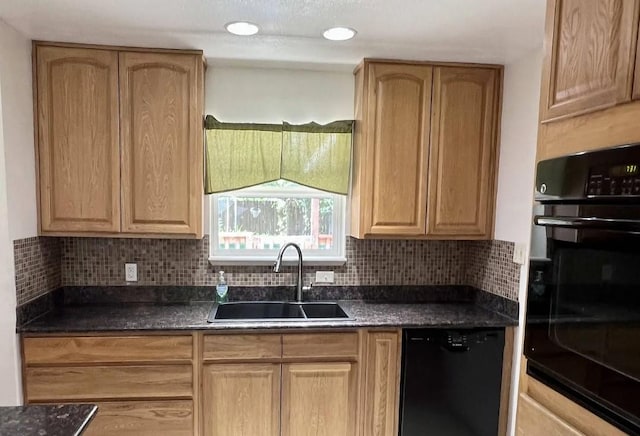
[[516, 393, 582, 436], [203, 334, 282, 361], [25, 365, 193, 402], [282, 333, 359, 360], [84, 400, 193, 436], [23, 336, 193, 365]]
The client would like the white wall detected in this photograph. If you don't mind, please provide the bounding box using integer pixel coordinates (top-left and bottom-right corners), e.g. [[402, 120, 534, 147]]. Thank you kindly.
[[0, 69, 21, 406], [0, 18, 35, 405], [205, 65, 354, 124], [0, 19, 37, 241], [493, 48, 543, 435], [494, 50, 542, 244]]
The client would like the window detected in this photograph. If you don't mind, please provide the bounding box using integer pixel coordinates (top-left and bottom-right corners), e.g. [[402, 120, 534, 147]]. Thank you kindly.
[[210, 180, 346, 264]]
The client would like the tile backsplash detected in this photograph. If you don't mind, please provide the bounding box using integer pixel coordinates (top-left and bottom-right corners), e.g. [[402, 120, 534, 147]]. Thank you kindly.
[[61, 236, 466, 287], [465, 240, 521, 301], [14, 237, 61, 306], [13, 235, 520, 306]]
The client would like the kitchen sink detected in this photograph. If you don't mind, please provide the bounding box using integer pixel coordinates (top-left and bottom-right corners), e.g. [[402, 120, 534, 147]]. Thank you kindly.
[[300, 302, 350, 319], [207, 301, 352, 323]]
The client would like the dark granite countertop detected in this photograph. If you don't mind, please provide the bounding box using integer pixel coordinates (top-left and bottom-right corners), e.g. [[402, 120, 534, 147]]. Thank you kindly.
[[18, 300, 516, 333], [0, 404, 97, 436]]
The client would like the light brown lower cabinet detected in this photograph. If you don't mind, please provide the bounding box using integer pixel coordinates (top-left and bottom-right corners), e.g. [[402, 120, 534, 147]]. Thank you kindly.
[[362, 331, 402, 436], [281, 362, 357, 436], [517, 359, 626, 436], [202, 363, 280, 436], [25, 329, 522, 436], [516, 394, 582, 436]]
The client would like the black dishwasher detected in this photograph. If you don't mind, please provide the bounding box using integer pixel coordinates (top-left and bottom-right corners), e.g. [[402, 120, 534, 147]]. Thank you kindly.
[[399, 328, 505, 436]]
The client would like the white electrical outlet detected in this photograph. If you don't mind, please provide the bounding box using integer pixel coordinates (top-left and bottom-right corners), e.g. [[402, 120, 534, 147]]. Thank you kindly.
[[315, 271, 335, 283], [125, 263, 138, 282], [513, 243, 527, 265]]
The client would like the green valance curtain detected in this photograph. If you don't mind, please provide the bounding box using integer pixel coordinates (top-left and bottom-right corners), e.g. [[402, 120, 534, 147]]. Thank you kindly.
[[204, 115, 353, 195]]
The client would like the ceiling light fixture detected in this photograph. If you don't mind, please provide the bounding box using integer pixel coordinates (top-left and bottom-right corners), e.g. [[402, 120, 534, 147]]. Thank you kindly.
[[225, 21, 259, 36], [322, 27, 357, 41]]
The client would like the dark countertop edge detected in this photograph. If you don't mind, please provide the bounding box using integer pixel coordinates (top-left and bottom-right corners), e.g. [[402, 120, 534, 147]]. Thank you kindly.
[[18, 312, 518, 334], [75, 405, 98, 436]]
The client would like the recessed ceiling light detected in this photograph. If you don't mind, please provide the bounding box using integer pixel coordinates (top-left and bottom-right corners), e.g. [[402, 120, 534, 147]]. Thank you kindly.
[[322, 27, 357, 41], [225, 21, 259, 36]]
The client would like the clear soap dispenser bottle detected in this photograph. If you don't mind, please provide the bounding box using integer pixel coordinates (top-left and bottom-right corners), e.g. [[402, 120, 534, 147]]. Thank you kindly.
[[216, 271, 229, 303]]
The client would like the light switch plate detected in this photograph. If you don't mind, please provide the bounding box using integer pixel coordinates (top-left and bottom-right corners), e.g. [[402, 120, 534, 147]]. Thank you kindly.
[[513, 243, 527, 265], [315, 271, 335, 283], [125, 263, 138, 282]]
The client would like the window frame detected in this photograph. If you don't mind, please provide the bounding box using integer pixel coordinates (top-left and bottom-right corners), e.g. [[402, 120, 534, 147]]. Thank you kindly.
[[208, 182, 347, 266]]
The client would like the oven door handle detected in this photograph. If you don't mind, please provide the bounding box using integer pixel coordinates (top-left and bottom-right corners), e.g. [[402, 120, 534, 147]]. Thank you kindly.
[[534, 216, 640, 231]]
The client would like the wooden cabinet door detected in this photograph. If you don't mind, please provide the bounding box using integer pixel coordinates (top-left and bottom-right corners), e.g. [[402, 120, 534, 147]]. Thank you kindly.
[[364, 63, 432, 236], [36, 46, 120, 233], [202, 363, 280, 436], [281, 362, 357, 436], [427, 67, 498, 238], [540, 0, 640, 121], [362, 331, 401, 436], [516, 394, 582, 436], [119, 52, 203, 236]]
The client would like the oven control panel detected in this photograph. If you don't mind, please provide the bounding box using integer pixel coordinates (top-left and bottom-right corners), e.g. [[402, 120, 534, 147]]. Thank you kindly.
[[587, 164, 640, 196]]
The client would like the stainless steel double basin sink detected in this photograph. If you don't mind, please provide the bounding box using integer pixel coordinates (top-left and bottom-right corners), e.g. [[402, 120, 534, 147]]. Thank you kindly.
[[207, 301, 352, 323]]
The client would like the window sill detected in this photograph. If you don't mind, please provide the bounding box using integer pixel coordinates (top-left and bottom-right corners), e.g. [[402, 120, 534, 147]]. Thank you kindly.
[[208, 256, 347, 267]]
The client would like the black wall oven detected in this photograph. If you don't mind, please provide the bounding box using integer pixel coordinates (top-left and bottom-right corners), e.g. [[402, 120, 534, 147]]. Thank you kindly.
[[526, 144, 640, 435]]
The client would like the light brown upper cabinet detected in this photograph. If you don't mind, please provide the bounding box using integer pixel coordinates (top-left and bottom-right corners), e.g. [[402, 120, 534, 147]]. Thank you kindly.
[[119, 52, 203, 235], [351, 62, 432, 237], [350, 60, 501, 239], [36, 46, 121, 233], [427, 67, 499, 238], [34, 43, 204, 238], [540, 0, 640, 122]]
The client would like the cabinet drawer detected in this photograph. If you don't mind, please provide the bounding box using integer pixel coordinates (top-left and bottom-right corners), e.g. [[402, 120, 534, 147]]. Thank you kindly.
[[25, 365, 193, 402], [84, 400, 193, 436], [516, 393, 582, 436], [23, 336, 193, 365], [203, 334, 282, 361], [282, 333, 359, 360]]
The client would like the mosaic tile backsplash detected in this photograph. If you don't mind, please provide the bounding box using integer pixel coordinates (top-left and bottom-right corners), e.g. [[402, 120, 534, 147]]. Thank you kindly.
[[61, 236, 467, 287], [14, 237, 61, 305], [465, 240, 521, 301], [13, 235, 520, 306]]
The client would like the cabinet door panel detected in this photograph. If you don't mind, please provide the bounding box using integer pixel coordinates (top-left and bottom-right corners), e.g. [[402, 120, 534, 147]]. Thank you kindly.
[[119, 52, 203, 236], [541, 0, 639, 121], [362, 331, 401, 436], [202, 364, 280, 436], [36, 46, 120, 232], [366, 63, 432, 236], [428, 67, 498, 238], [281, 362, 357, 436]]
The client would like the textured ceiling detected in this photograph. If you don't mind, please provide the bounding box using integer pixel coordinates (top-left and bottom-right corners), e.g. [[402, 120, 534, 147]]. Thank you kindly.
[[0, 0, 546, 69]]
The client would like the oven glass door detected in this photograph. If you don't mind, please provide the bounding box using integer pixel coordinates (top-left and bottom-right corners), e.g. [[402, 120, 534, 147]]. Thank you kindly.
[[526, 223, 640, 431]]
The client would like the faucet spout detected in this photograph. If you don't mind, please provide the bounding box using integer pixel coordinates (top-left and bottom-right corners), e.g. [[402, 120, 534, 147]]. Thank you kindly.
[[273, 242, 305, 302]]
